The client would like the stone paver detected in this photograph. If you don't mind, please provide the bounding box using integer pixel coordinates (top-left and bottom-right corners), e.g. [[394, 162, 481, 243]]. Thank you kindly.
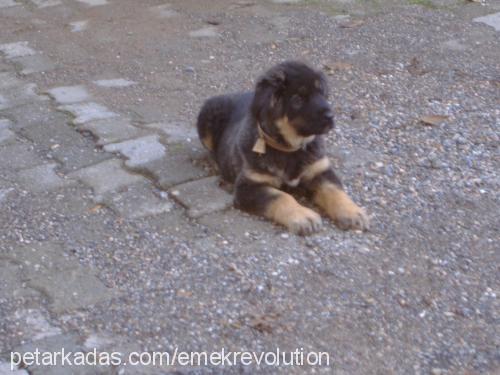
[[145, 121, 197, 143], [14, 309, 62, 341], [0, 362, 28, 375], [69, 20, 88, 32], [189, 26, 219, 38], [59, 102, 117, 124], [31, 0, 61, 8], [0, 142, 40, 170], [76, 0, 107, 6], [0, 72, 22, 89], [0, 263, 40, 300], [170, 176, 233, 218], [96, 181, 173, 219], [103, 134, 166, 168], [12, 333, 110, 374], [69, 158, 144, 196], [473, 12, 500, 32], [0, 83, 44, 110], [1, 242, 118, 313], [0, 42, 36, 59], [0, 119, 15, 145], [11, 54, 54, 75], [93, 78, 136, 87], [17, 163, 75, 192], [140, 144, 209, 189], [47, 85, 90, 104], [0, 0, 18, 8], [80, 117, 143, 145]]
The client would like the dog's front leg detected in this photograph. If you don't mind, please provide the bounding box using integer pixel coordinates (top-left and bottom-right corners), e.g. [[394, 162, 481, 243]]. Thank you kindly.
[[301, 158, 370, 231], [234, 172, 322, 235]]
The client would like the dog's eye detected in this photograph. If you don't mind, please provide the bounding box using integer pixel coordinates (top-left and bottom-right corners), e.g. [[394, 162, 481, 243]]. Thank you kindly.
[[290, 95, 303, 109]]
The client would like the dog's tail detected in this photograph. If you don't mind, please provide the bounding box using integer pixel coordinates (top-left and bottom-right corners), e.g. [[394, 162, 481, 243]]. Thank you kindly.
[[196, 95, 233, 153]]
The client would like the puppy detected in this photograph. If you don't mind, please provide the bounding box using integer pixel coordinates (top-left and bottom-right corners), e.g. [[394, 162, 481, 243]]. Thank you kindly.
[[196, 61, 369, 235]]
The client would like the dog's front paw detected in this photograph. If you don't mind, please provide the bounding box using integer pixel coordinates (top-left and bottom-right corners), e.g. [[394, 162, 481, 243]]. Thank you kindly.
[[286, 206, 323, 235], [333, 203, 370, 231]]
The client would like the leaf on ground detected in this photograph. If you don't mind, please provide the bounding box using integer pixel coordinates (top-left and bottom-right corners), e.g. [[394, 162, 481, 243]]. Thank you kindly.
[[420, 115, 449, 126], [323, 62, 353, 75], [88, 204, 104, 213], [340, 19, 365, 28]]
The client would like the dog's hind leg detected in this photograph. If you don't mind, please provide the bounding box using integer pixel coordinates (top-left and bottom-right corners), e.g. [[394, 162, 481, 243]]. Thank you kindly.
[[234, 171, 322, 235], [196, 96, 234, 152]]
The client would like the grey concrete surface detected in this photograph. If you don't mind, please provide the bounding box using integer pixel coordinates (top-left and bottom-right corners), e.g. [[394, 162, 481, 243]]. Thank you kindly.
[[0, 0, 499, 374]]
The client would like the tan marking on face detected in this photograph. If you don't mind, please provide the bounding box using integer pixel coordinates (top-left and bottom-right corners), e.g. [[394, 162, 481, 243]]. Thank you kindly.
[[244, 170, 281, 188], [201, 133, 214, 151], [275, 116, 315, 150], [265, 187, 322, 235], [313, 182, 370, 231], [314, 80, 321, 89], [301, 157, 330, 181]]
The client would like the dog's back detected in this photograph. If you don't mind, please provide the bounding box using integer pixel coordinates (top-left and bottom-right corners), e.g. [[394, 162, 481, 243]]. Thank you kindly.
[[196, 92, 252, 153]]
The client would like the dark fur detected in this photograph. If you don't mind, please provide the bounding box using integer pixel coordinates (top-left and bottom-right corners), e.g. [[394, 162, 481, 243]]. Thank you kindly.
[[197, 61, 369, 234]]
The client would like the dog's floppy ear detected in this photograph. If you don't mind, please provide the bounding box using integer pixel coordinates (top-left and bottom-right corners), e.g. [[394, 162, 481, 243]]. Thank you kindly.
[[256, 65, 286, 91]]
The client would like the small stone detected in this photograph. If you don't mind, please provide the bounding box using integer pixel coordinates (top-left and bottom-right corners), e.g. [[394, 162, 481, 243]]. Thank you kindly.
[[280, 233, 290, 239]]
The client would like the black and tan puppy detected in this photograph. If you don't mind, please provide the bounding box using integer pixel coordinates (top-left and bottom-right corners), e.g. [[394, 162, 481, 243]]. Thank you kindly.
[[197, 61, 369, 235]]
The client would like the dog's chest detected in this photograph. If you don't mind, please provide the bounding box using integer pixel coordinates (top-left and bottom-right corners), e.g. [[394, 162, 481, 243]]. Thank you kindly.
[[268, 164, 304, 187]]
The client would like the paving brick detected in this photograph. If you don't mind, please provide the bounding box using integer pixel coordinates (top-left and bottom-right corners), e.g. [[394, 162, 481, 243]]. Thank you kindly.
[[96, 181, 173, 219], [170, 176, 233, 218], [0, 72, 22, 89], [18, 115, 111, 171], [3, 102, 65, 130], [59, 102, 118, 124], [189, 26, 219, 38], [0, 362, 28, 374], [31, 0, 62, 7], [0, 142, 40, 170], [47, 85, 90, 104], [0, 82, 45, 109], [69, 20, 88, 32], [69, 158, 144, 196], [11, 54, 55, 75], [0, 41, 36, 59], [140, 143, 209, 189], [104, 134, 166, 168], [0, 0, 19, 8], [80, 117, 143, 145], [93, 78, 136, 87], [17, 163, 76, 192], [0, 119, 15, 145], [2, 242, 119, 313], [473, 12, 500, 32], [76, 0, 107, 5], [145, 121, 197, 143], [13, 334, 110, 374]]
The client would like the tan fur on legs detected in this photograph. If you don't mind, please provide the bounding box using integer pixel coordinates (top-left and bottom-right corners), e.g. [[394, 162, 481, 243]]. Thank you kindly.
[[201, 133, 214, 151], [265, 188, 322, 235], [314, 182, 370, 231]]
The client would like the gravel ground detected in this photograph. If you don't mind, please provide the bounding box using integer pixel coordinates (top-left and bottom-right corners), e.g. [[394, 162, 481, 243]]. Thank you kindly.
[[0, 0, 499, 374]]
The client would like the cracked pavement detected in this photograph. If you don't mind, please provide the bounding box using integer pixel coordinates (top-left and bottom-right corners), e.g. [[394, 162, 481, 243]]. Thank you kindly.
[[0, 0, 499, 374]]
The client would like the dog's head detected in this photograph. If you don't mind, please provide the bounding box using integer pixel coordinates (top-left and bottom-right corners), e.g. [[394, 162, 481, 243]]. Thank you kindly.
[[251, 61, 334, 149]]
